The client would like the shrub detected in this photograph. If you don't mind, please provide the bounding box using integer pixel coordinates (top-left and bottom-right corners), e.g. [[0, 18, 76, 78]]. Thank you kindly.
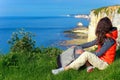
[[8, 28, 36, 53], [2, 53, 19, 67], [39, 47, 62, 57]]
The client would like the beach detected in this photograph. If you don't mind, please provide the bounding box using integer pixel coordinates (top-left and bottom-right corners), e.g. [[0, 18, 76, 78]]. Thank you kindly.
[[61, 25, 88, 46]]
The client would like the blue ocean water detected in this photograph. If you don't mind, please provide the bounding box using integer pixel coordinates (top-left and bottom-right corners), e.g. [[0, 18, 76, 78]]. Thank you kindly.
[[0, 16, 89, 53]]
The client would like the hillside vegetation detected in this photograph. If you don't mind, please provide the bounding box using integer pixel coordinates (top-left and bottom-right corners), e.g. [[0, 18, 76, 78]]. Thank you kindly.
[[0, 48, 120, 80], [93, 5, 120, 15]]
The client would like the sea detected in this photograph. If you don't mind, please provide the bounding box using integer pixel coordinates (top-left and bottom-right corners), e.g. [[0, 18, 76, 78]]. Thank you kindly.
[[0, 16, 89, 54]]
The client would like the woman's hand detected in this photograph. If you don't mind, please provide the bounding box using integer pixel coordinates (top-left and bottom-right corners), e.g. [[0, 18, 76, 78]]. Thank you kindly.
[[71, 46, 76, 48], [75, 49, 84, 54]]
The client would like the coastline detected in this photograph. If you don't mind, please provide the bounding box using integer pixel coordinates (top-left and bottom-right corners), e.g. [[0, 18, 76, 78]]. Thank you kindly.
[[61, 25, 88, 46]]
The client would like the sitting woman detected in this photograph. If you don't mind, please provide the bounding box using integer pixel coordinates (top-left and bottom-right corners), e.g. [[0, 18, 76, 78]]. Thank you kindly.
[[52, 17, 118, 75]]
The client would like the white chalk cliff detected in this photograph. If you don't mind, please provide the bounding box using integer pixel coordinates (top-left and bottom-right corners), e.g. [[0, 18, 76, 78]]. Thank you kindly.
[[88, 5, 120, 45]]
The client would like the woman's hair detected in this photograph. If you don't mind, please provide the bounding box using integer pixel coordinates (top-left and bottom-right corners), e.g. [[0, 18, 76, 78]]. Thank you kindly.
[[95, 17, 113, 45]]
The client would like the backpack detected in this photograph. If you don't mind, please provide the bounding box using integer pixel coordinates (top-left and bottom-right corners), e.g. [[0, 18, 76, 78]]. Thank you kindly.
[[57, 47, 81, 68]]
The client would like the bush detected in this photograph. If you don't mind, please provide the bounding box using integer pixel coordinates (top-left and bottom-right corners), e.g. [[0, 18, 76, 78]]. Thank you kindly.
[[2, 53, 19, 67], [8, 28, 36, 53], [39, 47, 62, 57]]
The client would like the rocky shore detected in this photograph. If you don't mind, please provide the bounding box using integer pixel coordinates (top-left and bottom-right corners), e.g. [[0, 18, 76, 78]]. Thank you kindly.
[[61, 25, 88, 46]]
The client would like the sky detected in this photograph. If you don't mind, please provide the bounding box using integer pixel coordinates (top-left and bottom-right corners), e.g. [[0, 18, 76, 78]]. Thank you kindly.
[[0, 0, 120, 16]]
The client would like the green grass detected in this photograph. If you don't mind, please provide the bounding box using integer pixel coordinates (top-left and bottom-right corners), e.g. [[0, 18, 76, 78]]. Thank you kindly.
[[93, 5, 120, 16], [93, 7, 108, 16], [117, 8, 120, 14], [0, 47, 120, 80]]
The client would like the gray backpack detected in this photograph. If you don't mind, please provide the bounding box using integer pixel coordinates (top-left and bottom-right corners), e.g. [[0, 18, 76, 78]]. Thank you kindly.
[[57, 47, 81, 68]]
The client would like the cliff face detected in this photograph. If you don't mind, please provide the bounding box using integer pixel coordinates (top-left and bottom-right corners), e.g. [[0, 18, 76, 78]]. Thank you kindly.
[[88, 5, 120, 45]]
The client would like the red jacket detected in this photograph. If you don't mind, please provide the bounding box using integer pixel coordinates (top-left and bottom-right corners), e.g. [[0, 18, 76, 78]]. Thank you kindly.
[[97, 29, 118, 64]]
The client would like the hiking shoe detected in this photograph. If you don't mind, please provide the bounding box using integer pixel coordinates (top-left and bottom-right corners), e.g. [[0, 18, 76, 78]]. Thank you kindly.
[[52, 67, 64, 75], [87, 66, 94, 73]]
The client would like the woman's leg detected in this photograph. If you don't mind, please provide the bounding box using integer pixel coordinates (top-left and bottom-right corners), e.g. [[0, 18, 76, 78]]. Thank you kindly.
[[85, 61, 94, 72], [52, 51, 108, 75], [65, 51, 108, 70]]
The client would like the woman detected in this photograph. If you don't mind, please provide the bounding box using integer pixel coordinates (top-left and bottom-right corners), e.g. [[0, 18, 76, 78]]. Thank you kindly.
[[52, 17, 118, 75]]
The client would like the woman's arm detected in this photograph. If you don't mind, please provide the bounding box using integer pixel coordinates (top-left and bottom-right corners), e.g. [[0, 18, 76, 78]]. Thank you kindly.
[[77, 39, 97, 49], [94, 38, 115, 56], [74, 39, 97, 55]]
